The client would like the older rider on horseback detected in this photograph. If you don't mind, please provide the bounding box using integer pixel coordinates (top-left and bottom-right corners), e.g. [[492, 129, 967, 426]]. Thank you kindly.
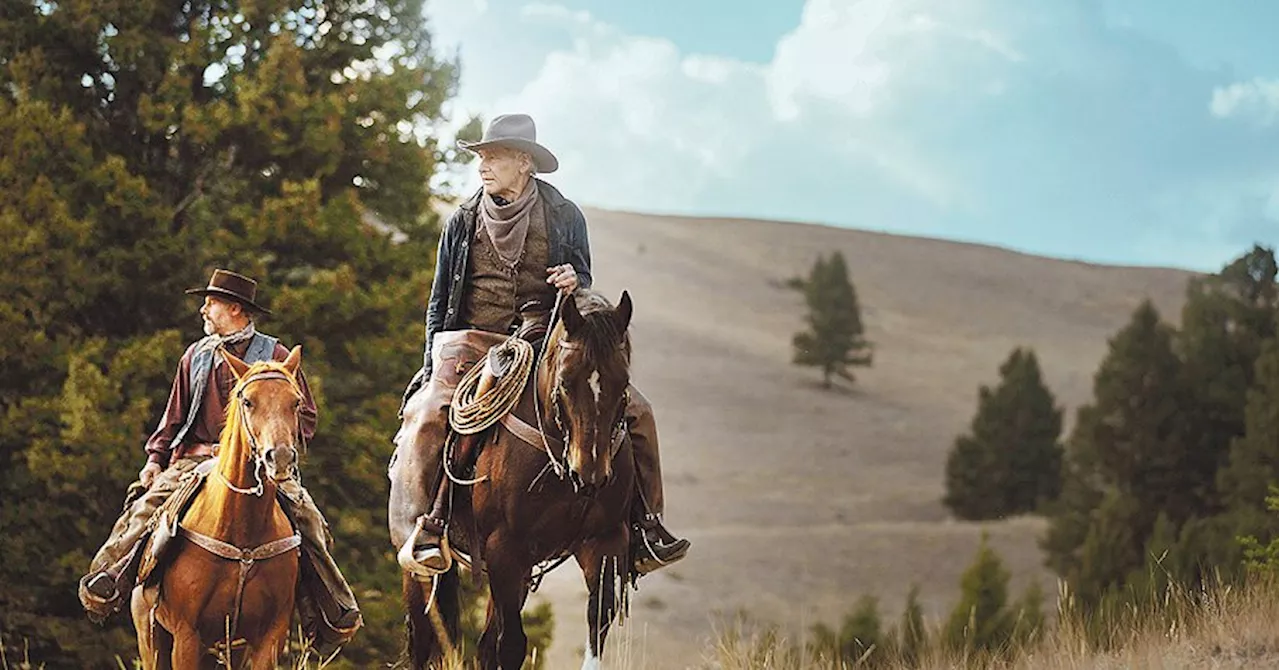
[[78, 270, 362, 651], [390, 113, 690, 576]]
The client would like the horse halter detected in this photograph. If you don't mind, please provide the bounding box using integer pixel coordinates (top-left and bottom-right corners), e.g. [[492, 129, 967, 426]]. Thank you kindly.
[[218, 370, 304, 497]]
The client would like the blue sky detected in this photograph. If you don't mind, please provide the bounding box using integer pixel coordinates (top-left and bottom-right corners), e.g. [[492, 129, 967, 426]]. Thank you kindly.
[[424, 0, 1278, 272]]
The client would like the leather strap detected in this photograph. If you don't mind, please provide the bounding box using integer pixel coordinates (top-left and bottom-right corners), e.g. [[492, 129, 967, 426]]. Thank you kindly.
[[500, 411, 563, 452], [177, 525, 301, 646], [178, 526, 301, 563]]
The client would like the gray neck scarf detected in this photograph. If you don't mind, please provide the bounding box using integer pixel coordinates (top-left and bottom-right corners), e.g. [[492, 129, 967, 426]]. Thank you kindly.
[[210, 321, 256, 350], [479, 178, 539, 268]]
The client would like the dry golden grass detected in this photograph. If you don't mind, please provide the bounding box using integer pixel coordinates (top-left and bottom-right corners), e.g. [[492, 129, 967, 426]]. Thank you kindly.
[[695, 577, 1278, 670]]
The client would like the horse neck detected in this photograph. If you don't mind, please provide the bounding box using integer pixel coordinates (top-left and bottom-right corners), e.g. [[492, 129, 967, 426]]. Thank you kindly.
[[209, 415, 281, 545]]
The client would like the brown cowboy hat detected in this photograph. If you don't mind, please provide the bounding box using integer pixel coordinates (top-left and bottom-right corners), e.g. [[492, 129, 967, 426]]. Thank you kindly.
[[457, 113, 559, 173], [185, 269, 272, 315]]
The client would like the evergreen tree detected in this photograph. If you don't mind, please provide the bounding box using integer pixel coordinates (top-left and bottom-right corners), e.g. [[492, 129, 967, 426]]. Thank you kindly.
[[0, 0, 485, 665], [1216, 337, 1280, 544], [810, 594, 885, 667], [1041, 301, 1193, 601], [1176, 246, 1278, 515], [943, 347, 1063, 520], [943, 534, 1014, 653], [792, 251, 873, 388]]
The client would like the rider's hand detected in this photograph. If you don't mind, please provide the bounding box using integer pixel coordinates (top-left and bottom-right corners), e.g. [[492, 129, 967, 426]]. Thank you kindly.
[[546, 264, 578, 294], [139, 462, 163, 489]]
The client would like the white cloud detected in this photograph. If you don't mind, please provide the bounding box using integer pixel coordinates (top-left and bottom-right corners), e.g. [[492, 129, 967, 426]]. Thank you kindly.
[[435, 0, 1278, 270], [1210, 77, 1279, 126]]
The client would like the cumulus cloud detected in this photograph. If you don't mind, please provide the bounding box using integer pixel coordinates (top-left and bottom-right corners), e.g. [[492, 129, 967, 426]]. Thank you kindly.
[[434, 0, 1278, 270]]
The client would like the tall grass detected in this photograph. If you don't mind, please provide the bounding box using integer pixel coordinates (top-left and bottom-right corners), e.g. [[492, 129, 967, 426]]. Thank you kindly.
[[697, 575, 1277, 670]]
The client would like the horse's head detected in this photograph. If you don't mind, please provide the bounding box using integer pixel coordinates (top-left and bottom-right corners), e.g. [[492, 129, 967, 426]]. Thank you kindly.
[[222, 345, 306, 484], [547, 290, 633, 488]]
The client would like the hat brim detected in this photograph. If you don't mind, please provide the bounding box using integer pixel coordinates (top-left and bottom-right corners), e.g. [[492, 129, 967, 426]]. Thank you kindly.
[[185, 287, 273, 315], [457, 137, 559, 174]]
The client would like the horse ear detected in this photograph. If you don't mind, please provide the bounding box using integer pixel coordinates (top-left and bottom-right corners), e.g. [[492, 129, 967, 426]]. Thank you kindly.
[[221, 347, 251, 381], [561, 293, 584, 335], [283, 344, 303, 377], [615, 290, 633, 332]]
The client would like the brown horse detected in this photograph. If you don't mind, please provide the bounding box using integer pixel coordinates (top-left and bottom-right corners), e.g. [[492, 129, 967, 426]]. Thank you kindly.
[[132, 347, 305, 669], [401, 290, 638, 670]]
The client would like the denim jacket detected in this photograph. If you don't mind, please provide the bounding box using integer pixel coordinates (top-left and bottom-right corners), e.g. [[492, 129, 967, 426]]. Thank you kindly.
[[402, 179, 592, 407]]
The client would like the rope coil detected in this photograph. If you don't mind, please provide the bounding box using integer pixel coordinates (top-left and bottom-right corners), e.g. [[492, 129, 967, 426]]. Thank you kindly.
[[449, 336, 536, 436]]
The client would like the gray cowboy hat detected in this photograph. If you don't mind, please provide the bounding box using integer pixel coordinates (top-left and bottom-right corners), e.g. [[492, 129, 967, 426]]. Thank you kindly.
[[457, 113, 559, 173], [185, 268, 272, 315]]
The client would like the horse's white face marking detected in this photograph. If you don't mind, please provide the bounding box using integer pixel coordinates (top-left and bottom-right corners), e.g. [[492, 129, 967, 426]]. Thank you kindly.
[[588, 370, 601, 402]]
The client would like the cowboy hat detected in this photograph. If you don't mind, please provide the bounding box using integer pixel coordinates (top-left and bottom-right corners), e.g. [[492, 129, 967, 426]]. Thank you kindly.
[[185, 269, 272, 315], [457, 113, 559, 173]]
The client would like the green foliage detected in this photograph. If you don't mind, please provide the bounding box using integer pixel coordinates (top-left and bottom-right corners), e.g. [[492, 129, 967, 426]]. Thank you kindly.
[[810, 595, 885, 667], [1041, 246, 1279, 613], [0, 0, 491, 666], [1040, 300, 1190, 603], [1177, 245, 1278, 515], [936, 536, 1048, 660], [791, 251, 873, 388], [943, 534, 1013, 654], [894, 584, 927, 666], [1239, 485, 1279, 577], [943, 347, 1063, 520]]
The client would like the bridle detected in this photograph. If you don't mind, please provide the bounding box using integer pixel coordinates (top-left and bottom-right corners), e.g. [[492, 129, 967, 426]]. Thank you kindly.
[[215, 369, 305, 497], [542, 309, 630, 479]]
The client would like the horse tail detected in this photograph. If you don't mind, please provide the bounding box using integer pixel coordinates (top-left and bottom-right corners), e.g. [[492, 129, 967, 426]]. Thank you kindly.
[[402, 567, 461, 669]]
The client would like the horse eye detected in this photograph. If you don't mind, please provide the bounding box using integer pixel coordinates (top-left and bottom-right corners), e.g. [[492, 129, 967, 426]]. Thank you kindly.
[[242, 398, 252, 409]]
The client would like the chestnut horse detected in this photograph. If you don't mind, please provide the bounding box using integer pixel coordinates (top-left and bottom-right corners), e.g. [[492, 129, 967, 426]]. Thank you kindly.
[[132, 347, 305, 669], [401, 290, 638, 670]]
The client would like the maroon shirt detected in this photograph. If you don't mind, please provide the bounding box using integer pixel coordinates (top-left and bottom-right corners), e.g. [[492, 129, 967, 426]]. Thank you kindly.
[[144, 337, 318, 467]]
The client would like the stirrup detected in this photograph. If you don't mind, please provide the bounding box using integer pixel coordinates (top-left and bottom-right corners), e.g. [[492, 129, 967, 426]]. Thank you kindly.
[[397, 516, 452, 581], [84, 573, 119, 602]]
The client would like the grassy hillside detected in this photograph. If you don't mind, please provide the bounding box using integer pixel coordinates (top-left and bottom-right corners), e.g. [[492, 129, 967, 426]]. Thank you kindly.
[[528, 207, 1196, 668]]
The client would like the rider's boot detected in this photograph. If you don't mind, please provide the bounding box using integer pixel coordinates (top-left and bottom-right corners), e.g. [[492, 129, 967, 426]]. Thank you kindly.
[[626, 388, 691, 575]]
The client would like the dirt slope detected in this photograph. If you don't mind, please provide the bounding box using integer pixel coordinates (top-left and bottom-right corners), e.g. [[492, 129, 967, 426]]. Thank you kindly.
[[522, 208, 1195, 669]]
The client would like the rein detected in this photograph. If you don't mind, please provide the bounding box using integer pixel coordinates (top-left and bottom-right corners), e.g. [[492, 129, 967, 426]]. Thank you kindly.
[[181, 364, 304, 646]]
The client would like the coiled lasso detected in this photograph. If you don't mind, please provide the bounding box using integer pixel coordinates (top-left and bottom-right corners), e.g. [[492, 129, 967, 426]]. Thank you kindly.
[[449, 336, 536, 436]]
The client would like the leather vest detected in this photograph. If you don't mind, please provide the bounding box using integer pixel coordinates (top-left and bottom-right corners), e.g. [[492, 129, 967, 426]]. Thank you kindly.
[[462, 206, 555, 335], [168, 332, 278, 451]]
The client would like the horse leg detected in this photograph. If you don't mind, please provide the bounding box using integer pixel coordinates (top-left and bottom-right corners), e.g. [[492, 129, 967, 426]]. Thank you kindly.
[[246, 613, 291, 670], [131, 585, 171, 670], [575, 531, 630, 670], [403, 567, 461, 669], [168, 623, 206, 669], [486, 556, 531, 670]]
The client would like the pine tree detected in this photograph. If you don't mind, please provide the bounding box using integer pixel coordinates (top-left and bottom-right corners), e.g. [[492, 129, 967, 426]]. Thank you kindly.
[[943, 347, 1063, 520], [1217, 337, 1279, 544], [943, 534, 1014, 653], [1041, 301, 1191, 603], [1176, 245, 1278, 516], [792, 251, 873, 388]]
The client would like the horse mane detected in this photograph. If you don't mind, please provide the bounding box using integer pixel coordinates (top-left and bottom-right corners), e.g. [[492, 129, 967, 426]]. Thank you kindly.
[[548, 289, 632, 366]]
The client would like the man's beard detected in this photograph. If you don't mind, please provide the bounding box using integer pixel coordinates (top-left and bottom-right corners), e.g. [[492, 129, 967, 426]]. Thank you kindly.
[[203, 318, 216, 336]]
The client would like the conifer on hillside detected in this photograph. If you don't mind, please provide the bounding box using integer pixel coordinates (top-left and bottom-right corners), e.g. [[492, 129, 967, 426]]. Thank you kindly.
[[792, 251, 873, 388], [944, 347, 1063, 520]]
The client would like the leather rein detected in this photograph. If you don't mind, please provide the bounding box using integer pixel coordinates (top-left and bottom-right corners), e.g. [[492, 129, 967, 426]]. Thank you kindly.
[[180, 367, 304, 644]]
